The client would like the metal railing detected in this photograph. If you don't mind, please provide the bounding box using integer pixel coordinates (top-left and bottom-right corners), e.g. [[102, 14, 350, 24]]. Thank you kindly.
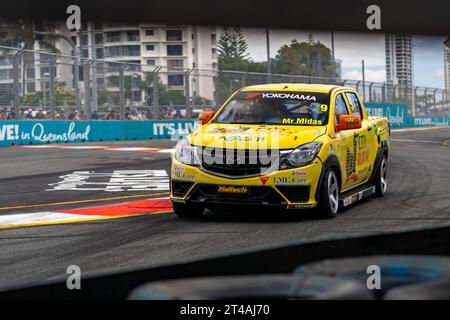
[[1, 45, 449, 121]]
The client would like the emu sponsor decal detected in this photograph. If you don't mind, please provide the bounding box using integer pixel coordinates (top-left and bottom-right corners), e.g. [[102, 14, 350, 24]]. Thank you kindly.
[[48, 170, 169, 192], [261, 93, 317, 101]]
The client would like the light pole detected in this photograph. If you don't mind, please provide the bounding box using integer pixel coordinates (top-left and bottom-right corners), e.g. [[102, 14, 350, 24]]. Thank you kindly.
[[362, 59, 366, 102], [266, 29, 271, 83], [42, 72, 50, 107]]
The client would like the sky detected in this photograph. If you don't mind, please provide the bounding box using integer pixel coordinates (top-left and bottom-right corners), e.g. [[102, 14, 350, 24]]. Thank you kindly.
[[239, 28, 446, 89]]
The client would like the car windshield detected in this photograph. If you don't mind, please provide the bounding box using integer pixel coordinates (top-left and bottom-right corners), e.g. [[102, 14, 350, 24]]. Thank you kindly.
[[213, 91, 331, 126]]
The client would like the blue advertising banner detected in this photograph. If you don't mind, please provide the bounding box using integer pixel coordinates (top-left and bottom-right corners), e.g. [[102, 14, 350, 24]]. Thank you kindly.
[[364, 103, 408, 128], [0, 120, 197, 147], [406, 117, 450, 127]]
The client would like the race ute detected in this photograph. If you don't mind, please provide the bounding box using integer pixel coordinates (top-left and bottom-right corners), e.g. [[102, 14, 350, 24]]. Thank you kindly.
[[170, 84, 390, 218]]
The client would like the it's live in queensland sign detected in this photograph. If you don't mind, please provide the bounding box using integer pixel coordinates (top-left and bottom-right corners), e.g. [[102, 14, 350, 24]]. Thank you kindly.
[[364, 103, 408, 128], [0, 120, 197, 146]]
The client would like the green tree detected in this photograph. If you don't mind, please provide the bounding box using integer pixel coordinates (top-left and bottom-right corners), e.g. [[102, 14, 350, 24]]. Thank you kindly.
[[218, 27, 249, 59], [21, 86, 75, 106], [217, 27, 266, 72], [272, 35, 336, 77]]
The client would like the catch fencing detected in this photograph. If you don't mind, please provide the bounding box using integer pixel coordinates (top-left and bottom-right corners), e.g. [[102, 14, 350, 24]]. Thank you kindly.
[[1, 45, 450, 121]]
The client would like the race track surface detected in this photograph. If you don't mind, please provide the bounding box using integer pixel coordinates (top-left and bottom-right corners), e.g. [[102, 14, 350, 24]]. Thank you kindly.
[[0, 128, 449, 289]]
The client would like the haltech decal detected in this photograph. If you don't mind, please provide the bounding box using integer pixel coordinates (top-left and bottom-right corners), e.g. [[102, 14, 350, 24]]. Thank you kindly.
[[259, 176, 269, 185], [217, 186, 249, 194]]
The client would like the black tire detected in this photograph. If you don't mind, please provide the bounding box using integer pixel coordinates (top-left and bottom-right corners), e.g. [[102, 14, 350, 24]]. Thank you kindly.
[[317, 168, 340, 218], [172, 202, 204, 218], [374, 154, 388, 197]]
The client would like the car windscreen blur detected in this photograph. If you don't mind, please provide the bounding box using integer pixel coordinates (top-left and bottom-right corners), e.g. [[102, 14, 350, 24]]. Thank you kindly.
[[213, 91, 331, 126]]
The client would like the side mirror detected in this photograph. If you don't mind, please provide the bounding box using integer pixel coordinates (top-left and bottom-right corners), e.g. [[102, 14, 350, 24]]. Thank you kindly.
[[198, 111, 215, 125], [336, 115, 362, 132]]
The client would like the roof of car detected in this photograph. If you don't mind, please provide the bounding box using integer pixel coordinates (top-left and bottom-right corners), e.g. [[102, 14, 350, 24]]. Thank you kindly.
[[240, 83, 355, 93]]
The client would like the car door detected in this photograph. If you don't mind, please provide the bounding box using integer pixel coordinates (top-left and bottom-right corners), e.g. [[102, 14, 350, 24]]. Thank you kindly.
[[333, 92, 360, 191], [344, 91, 375, 184]]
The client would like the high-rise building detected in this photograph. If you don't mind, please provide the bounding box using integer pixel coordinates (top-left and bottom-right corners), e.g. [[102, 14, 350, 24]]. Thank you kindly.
[[67, 23, 218, 102], [385, 34, 413, 101], [444, 44, 450, 94], [0, 22, 218, 108]]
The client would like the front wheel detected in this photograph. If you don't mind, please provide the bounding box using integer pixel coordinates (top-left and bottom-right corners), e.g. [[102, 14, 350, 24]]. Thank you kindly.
[[317, 168, 340, 218], [172, 202, 204, 218], [374, 155, 388, 197]]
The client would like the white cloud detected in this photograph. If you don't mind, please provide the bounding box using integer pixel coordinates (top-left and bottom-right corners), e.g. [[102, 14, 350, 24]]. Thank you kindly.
[[342, 69, 386, 83], [414, 50, 436, 58], [434, 69, 444, 77]]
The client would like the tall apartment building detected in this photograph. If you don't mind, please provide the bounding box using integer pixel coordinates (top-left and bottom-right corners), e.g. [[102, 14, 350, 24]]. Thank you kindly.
[[444, 44, 450, 94], [0, 22, 218, 107], [385, 34, 414, 101], [69, 23, 218, 103]]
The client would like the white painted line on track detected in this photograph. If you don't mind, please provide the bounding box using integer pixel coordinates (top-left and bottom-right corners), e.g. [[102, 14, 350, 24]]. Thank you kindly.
[[15, 145, 174, 153], [392, 139, 442, 144], [0, 212, 103, 226], [392, 126, 450, 132]]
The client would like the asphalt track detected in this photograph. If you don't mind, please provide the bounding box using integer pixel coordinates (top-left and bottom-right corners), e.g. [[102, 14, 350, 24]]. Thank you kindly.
[[0, 127, 450, 289]]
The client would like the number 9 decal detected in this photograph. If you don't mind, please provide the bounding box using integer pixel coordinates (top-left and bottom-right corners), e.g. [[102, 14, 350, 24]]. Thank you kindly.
[[320, 104, 328, 112]]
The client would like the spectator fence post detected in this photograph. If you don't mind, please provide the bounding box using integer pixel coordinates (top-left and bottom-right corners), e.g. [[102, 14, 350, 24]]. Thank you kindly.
[[13, 49, 24, 119], [185, 69, 193, 119], [49, 55, 57, 120], [119, 64, 127, 121], [152, 67, 161, 120]]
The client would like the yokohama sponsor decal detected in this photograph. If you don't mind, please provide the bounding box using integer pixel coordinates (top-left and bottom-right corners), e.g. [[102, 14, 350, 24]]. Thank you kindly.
[[261, 93, 317, 101]]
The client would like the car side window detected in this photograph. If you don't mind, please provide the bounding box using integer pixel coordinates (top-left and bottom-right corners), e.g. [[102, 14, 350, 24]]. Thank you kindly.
[[334, 93, 349, 123], [345, 92, 362, 119]]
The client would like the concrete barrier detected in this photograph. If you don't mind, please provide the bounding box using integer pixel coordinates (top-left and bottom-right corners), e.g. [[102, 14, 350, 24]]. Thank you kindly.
[[0, 120, 197, 147]]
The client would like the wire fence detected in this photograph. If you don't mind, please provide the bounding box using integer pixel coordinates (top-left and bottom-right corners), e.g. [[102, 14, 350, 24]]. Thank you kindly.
[[1, 45, 449, 121]]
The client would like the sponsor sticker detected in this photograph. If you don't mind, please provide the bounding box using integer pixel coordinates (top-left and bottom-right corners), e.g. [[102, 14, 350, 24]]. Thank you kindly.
[[259, 176, 270, 185], [172, 171, 195, 181], [292, 170, 307, 176], [287, 204, 313, 209], [217, 186, 249, 194], [274, 176, 307, 185]]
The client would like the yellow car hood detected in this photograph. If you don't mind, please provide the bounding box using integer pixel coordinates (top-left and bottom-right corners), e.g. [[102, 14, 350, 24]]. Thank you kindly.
[[188, 123, 327, 150]]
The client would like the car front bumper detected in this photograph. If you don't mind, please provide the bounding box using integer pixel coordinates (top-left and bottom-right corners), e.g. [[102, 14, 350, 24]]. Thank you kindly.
[[170, 157, 324, 210]]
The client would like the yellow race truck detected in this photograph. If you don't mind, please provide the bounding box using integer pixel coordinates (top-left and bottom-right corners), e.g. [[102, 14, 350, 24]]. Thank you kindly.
[[170, 84, 390, 218]]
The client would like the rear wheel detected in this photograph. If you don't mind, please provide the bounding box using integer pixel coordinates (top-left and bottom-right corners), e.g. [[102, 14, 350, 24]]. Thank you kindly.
[[172, 202, 204, 218], [374, 154, 388, 197], [317, 168, 340, 218]]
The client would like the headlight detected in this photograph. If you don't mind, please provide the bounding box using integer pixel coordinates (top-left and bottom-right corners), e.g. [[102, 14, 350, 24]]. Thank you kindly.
[[174, 138, 200, 165], [281, 142, 323, 168]]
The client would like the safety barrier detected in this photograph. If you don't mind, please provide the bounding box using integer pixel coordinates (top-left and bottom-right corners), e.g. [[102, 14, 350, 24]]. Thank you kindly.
[[365, 103, 450, 128], [0, 120, 197, 147], [2, 104, 450, 147]]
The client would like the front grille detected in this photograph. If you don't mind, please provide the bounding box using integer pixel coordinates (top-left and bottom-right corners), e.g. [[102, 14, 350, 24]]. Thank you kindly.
[[189, 184, 286, 207], [276, 186, 310, 203], [200, 148, 278, 178], [171, 181, 194, 197]]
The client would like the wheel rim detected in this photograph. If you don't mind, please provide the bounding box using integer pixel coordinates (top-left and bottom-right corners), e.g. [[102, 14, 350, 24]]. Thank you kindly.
[[328, 171, 339, 214], [380, 157, 388, 193]]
